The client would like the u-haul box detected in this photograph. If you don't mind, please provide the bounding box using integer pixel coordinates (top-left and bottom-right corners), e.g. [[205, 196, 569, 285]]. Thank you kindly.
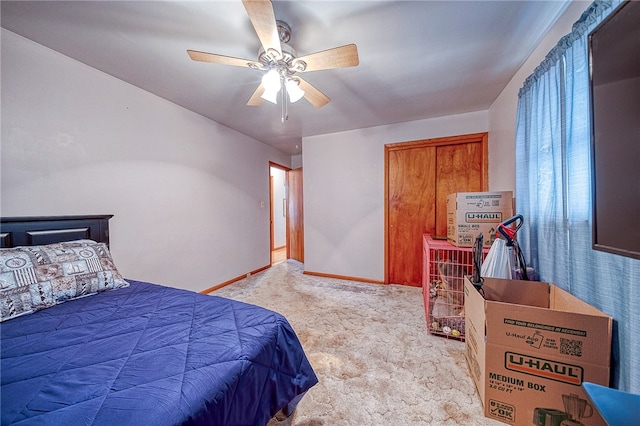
[[447, 191, 513, 247], [464, 277, 612, 426]]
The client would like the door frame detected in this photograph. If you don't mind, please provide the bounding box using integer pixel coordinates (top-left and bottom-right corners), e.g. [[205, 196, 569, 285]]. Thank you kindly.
[[269, 162, 291, 265], [383, 133, 488, 284]]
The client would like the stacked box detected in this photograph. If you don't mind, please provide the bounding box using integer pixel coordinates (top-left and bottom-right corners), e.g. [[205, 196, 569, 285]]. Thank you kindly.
[[447, 191, 513, 247], [464, 277, 612, 426], [422, 234, 488, 340]]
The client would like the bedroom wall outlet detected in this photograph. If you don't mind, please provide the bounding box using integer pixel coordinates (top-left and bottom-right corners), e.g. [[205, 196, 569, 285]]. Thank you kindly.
[[260, 201, 265, 208]]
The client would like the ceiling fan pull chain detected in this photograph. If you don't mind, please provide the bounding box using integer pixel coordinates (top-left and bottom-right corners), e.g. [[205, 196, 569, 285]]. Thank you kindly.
[[281, 75, 288, 123]]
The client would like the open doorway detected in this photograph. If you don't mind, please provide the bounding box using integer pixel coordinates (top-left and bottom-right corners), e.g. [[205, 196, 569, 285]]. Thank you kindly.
[[270, 163, 289, 265]]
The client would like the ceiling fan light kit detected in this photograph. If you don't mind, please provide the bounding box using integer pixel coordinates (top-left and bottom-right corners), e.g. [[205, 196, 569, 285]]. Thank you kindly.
[[260, 62, 305, 105], [187, 0, 359, 123]]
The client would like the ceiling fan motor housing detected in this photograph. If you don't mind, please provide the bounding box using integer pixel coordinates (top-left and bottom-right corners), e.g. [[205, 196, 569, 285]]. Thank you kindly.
[[276, 20, 291, 44], [257, 21, 307, 75], [258, 45, 306, 74]]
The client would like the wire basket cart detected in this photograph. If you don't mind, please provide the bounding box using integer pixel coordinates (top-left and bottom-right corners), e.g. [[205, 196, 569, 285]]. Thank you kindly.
[[422, 234, 488, 340]]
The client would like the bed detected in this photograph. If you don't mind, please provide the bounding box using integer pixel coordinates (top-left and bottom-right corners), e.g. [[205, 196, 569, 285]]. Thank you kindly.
[[0, 215, 318, 426]]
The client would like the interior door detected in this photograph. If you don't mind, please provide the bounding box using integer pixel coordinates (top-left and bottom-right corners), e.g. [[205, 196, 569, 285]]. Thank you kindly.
[[287, 167, 304, 263], [385, 133, 487, 286], [387, 146, 437, 286]]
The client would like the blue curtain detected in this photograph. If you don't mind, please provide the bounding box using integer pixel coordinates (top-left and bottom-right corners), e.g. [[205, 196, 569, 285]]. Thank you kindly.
[[516, 0, 640, 393]]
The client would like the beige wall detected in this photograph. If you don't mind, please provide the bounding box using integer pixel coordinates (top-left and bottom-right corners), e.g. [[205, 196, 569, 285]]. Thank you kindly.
[[303, 112, 488, 281], [1, 29, 290, 292]]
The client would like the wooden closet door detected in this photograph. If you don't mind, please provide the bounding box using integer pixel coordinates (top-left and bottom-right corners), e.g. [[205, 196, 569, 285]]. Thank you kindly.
[[287, 168, 304, 263], [385, 133, 487, 286], [387, 147, 437, 286]]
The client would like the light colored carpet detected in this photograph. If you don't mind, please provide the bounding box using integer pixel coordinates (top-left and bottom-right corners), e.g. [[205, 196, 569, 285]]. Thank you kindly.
[[212, 260, 502, 425]]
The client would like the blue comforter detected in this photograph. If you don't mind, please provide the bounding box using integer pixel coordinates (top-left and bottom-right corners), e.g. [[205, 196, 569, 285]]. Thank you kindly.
[[1, 280, 317, 425]]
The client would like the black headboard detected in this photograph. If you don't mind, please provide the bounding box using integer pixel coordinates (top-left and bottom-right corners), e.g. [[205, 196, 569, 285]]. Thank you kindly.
[[0, 215, 113, 248]]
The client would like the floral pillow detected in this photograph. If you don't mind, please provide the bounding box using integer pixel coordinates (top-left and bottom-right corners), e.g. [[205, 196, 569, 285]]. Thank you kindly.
[[0, 240, 128, 322]]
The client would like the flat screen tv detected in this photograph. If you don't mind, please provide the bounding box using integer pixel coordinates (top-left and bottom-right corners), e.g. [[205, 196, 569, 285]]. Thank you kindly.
[[588, 0, 640, 260]]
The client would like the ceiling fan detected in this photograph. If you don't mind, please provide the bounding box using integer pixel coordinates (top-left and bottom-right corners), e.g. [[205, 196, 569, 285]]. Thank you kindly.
[[187, 0, 359, 118]]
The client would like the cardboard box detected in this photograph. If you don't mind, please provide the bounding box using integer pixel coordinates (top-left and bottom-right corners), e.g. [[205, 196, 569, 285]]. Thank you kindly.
[[464, 277, 612, 426], [447, 191, 513, 247]]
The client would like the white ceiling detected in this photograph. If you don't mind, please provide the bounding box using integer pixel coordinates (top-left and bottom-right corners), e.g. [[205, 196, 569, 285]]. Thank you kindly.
[[1, 0, 572, 155]]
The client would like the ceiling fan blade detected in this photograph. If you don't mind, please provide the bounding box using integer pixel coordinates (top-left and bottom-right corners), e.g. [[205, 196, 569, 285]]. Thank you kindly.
[[297, 77, 330, 108], [187, 50, 262, 69], [247, 84, 265, 106], [242, 0, 282, 60], [294, 44, 359, 72]]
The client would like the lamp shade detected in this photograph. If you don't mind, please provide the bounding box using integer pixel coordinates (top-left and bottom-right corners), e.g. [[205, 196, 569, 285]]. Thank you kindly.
[[286, 78, 305, 103], [261, 88, 279, 104], [262, 69, 280, 92], [260, 69, 281, 104]]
